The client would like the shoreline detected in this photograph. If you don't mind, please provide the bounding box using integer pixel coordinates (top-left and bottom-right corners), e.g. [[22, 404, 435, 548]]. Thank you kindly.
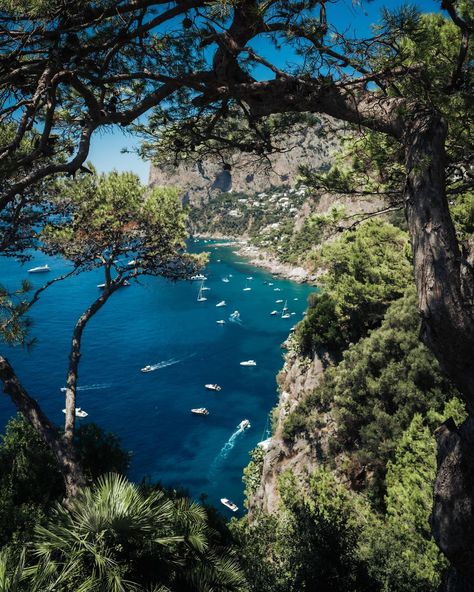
[[194, 233, 317, 284]]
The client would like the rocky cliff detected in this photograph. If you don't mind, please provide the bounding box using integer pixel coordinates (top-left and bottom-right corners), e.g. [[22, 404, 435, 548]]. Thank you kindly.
[[148, 119, 341, 206], [248, 347, 328, 515]]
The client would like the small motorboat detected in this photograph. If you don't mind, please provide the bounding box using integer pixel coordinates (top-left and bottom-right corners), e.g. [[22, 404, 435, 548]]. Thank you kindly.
[[27, 265, 50, 273], [141, 365, 154, 373], [220, 498, 238, 512], [62, 407, 88, 418], [238, 419, 251, 430], [191, 274, 207, 281], [268, 282, 274, 286], [246, 276, 253, 280], [216, 300, 226, 307], [243, 287, 252, 291], [216, 320, 226, 324], [202, 286, 211, 291], [222, 277, 230, 283], [270, 310, 278, 316], [274, 287, 281, 291], [127, 259, 137, 267], [240, 360, 256, 366], [276, 299, 283, 303], [293, 298, 299, 301], [205, 384, 221, 391], [191, 408, 209, 415]]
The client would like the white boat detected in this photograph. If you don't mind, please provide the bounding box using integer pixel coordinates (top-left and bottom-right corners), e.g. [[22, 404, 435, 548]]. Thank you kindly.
[[229, 310, 241, 323], [191, 408, 209, 415], [216, 320, 226, 324], [281, 300, 291, 319], [127, 259, 137, 267], [268, 282, 273, 286], [222, 276, 230, 283], [238, 419, 251, 430], [27, 265, 50, 273], [62, 407, 88, 418], [294, 298, 299, 301], [240, 360, 256, 366], [202, 286, 211, 291], [205, 384, 221, 391], [220, 498, 239, 512], [276, 299, 283, 303], [243, 281, 252, 292], [246, 276, 253, 280], [141, 365, 154, 373], [274, 287, 281, 291], [191, 274, 207, 281], [197, 281, 207, 302], [216, 300, 226, 307], [270, 310, 278, 316]]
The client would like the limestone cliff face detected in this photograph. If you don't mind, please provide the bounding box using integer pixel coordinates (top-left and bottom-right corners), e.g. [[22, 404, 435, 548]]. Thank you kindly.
[[148, 121, 340, 206], [248, 347, 335, 516]]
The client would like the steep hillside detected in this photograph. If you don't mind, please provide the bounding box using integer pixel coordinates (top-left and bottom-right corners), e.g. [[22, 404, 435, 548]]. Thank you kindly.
[[148, 119, 341, 207]]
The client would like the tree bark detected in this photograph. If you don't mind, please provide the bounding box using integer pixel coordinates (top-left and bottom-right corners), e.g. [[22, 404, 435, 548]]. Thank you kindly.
[[63, 283, 119, 445], [0, 356, 86, 498], [402, 109, 474, 409]]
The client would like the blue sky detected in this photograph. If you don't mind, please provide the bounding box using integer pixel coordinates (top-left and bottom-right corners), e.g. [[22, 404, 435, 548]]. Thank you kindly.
[[88, 0, 441, 183]]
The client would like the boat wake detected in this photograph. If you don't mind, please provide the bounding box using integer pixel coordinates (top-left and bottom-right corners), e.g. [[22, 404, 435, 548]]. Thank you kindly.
[[60, 383, 111, 392], [209, 424, 247, 479], [143, 354, 196, 372]]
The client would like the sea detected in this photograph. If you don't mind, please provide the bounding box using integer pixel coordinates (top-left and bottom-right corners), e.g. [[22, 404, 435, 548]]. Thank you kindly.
[[0, 240, 314, 513]]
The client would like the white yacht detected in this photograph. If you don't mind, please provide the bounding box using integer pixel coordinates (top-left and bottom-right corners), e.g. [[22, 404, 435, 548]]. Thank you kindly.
[[222, 276, 230, 283], [205, 384, 221, 391], [191, 274, 207, 281], [220, 498, 239, 512], [240, 360, 256, 366], [127, 259, 137, 267], [27, 265, 50, 273], [216, 320, 226, 325], [270, 310, 278, 316], [274, 287, 281, 291], [191, 408, 209, 415], [62, 407, 88, 418], [238, 419, 251, 430], [141, 365, 154, 373], [246, 276, 253, 280], [276, 299, 283, 303], [197, 281, 207, 302], [216, 300, 226, 307], [281, 300, 291, 319]]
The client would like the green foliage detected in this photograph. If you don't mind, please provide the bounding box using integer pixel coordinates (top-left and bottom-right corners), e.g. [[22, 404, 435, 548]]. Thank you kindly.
[[295, 291, 347, 357], [43, 170, 197, 281], [359, 404, 466, 591], [296, 220, 411, 356], [242, 446, 265, 507], [0, 416, 129, 548], [29, 473, 245, 592], [232, 468, 374, 592], [285, 290, 455, 502]]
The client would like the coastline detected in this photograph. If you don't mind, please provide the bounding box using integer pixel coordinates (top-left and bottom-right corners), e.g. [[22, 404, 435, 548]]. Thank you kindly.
[[194, 233, 317, 284]]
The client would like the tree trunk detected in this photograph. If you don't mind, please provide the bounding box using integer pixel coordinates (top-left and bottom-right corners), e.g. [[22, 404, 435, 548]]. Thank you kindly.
[[0, 356, 86, 498], [402, 110, 474, 588], [403, 108, 474, 409], [432, 418, 474, 591], [63, 285, 116, 445]]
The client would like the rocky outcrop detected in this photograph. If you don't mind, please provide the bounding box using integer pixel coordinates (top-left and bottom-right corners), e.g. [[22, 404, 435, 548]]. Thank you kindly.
[[148, 121, 341, 206], [248, 348, 333, 516]]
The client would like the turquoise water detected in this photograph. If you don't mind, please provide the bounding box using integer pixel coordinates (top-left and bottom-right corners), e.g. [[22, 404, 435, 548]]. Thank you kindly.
[[0, 240, 313, 512]]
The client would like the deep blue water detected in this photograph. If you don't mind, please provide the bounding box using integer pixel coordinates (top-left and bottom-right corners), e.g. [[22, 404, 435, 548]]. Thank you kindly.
[[0, 240, 313, 513]]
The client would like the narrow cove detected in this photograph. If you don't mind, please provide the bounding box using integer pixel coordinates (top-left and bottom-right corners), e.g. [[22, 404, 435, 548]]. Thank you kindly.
[[0, 239, 314, 512]]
